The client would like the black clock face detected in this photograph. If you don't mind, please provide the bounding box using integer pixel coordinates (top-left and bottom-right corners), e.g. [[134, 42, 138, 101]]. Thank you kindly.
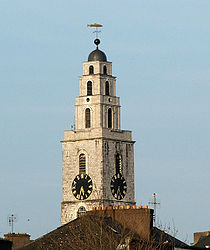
[[72, 174, 93, 200], [110, 173, 127, 200]]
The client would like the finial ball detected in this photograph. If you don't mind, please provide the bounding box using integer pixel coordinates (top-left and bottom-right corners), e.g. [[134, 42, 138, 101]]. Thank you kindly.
[[94, 39, 100, 46]]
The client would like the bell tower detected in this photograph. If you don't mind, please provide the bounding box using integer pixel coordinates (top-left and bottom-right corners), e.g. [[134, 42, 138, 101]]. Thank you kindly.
[[61, 38, 135, 225]]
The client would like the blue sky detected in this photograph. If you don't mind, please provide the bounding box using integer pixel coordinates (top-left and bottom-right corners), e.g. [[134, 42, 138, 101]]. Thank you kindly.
[[0, 0, 209, 244]]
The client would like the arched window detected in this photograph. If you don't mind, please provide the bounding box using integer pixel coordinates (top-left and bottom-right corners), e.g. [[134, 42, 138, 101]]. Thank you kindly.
[[116, 153, 122, 174], [77, 206, 86, 217], [89, 65, 94, 74], [108, 108, 112, 128], [85, 108, 91, 128], [79, 153, 86, 174], [87, 81, 92, 96], [103, 65, 107, 75], [105, 81, 109, 96]]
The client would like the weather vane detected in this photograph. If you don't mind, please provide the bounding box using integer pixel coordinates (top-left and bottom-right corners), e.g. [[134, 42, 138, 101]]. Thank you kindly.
[[87, 23, 103, 38]]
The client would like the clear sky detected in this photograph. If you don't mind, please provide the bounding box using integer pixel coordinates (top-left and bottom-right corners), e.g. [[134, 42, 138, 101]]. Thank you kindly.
[[0, 0, 209, 244]]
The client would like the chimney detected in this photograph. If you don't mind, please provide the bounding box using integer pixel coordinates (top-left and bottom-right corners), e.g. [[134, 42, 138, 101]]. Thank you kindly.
[[4, 233, 30, 249]]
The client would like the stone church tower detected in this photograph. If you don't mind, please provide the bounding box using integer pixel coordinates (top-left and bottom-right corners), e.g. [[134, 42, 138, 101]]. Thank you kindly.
[[61, 38, 135, 225]]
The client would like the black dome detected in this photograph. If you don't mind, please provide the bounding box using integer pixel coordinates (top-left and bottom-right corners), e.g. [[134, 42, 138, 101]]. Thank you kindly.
[[88, 49, 107, 62]]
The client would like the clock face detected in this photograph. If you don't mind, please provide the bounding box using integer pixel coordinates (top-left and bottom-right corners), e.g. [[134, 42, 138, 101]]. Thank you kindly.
[[110, 173, 127, 200], [72, 174, 93, 200]]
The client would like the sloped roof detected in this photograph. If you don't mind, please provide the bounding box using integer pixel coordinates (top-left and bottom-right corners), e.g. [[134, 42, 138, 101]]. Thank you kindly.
[[194, 235, 210, 248], [17, 215, 131, 250], [17, 211, 196, 250], [151, 227, 188, 248]]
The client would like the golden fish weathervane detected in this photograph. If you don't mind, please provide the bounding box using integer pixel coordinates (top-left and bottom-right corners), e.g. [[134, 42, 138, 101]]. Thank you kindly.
[[87, 23, 103, 27], [87, 23, 103, 38]]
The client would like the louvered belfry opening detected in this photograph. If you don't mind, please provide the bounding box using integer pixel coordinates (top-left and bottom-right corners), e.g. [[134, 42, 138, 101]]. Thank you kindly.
[[85, 108, 91, 128], [89, 65, 94, 74], [87, 81, 92, 95], [108, 108, 112, 128], [116, 153, 122, 174], [103, 65, 107, 74], [105, 81, 109, 96], [79, 154, 86, 174]]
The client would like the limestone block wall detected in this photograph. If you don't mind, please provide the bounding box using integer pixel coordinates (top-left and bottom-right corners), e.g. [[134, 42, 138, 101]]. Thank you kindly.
[[102, 138, 135, 202], [83, 61, 112, 76], [61, 128, 135, 224], [63, 128, 133, 143], [61, 200, 102, 225], [62, 138, 103, 202], [75, 96, 120, 130], [79, 75, 116, 97], [61, 56, 136, 225]]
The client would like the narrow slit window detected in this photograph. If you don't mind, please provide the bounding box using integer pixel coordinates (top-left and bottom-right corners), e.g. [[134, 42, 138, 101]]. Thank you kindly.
[[85, 108, 91, 128], [116, 153, 122, 174], [108, 108, 112, 128], [103, 65, 107, 75], [87, 81, 92, 96], [105, 81, 109, 96], [89, 65, 94, 74], [79, 153, 86, 174]]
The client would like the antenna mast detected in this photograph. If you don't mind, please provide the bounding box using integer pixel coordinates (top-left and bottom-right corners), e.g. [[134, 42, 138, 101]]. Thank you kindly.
[[8, 214, 17, 233], [148, 193, 160, 227]]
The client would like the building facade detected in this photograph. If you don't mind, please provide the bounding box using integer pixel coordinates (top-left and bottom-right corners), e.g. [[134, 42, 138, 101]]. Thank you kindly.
[[61, 38, 135, 225]]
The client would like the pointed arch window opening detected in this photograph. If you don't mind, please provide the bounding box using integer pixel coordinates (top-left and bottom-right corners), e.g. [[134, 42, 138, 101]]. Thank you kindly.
[[108, 108, 112, 128], [79, 153, 86, 174], [116, 153, 122, 174], [105, 81, 110, 96], [87, 81, 92, 96], [89, 65, 94, 75], [85, 108, 91, 128], [103, 65, 107, 75]]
